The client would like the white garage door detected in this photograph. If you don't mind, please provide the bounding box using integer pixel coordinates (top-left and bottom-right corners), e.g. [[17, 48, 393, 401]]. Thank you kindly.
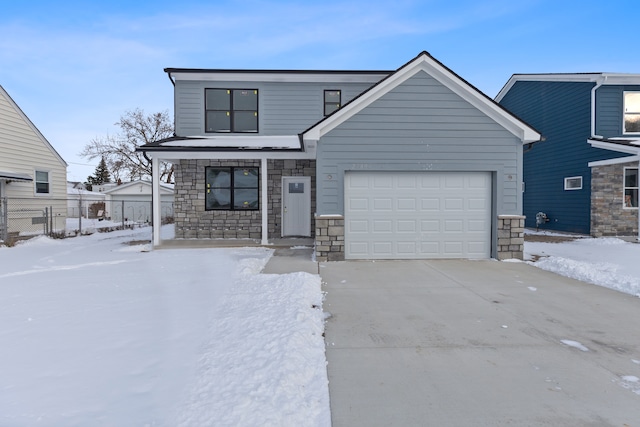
[[345, 171, 492, 259]]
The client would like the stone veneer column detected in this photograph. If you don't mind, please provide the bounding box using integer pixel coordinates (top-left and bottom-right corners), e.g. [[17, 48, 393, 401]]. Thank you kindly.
[[591, 162, 638, 237], [315, 215, 344, 261], [497, 215, 525, 260]]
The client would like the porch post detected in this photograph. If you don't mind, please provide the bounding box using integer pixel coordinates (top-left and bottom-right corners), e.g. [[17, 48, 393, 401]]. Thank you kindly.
[[152, 156, 162, 247], [261, 157, 268, 245]]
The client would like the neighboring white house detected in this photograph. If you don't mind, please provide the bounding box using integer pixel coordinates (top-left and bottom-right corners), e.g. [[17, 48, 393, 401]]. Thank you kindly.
[[66, 182, 106, 219], [0, 85, 67, 240], [102, 180, 174, 223]]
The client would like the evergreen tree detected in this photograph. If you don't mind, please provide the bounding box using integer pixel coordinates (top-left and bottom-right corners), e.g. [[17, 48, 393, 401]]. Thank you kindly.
[[85, 157, 112, 191]]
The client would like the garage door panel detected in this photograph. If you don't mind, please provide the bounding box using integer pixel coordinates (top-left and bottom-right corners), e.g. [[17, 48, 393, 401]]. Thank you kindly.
[[345, 171, 491, 260], [372, 220, 392, 232], [373, 198, 393, 210], [349, 198, 369, 210], [348, 219, 369, 233], [397, 220, 416, 232], [421, 198, 440, 210]]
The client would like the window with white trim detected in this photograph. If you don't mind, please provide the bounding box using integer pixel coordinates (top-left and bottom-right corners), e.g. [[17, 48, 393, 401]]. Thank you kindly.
[[624, 167, 638, 208], [35, 170, 50, 194], [564, 176, 582, 190], [624, 92, 640, 134]]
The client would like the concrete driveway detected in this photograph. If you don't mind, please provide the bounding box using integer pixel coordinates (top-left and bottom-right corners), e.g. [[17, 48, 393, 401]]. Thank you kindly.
[[321, 259, 640, 426]]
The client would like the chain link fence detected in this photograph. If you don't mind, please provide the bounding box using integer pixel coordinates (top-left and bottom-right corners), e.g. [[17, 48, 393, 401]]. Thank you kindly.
[[0, 197, 174, 244]]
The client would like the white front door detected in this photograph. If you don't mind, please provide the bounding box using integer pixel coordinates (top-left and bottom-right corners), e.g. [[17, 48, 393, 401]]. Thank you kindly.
[[282, 176, 311, 237]]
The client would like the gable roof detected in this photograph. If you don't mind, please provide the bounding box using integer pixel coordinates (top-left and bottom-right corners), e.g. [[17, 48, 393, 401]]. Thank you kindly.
[[0, 85, 67, 167], [302, 51, 541, 144], [495, 72, 640, 102]]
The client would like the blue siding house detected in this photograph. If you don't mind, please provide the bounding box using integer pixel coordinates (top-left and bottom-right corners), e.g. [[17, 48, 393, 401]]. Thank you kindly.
[[496, 74, 640, 237], [139, 52, 540, 260]]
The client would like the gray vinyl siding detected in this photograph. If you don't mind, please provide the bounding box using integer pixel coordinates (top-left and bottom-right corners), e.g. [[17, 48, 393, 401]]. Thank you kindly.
[[596, 85, 640, 137], [174, 80, 378, 136], [317, 71, 522, 215]]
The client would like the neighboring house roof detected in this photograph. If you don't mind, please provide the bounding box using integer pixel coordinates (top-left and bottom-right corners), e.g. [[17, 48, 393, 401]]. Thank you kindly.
[[0, 84, 67, 168], [302, 51, 541, 144], [102, 180, 174, 195], [588, 136, 640, 156], [495, 72, 640, 102], [0, 171, 33, 181]]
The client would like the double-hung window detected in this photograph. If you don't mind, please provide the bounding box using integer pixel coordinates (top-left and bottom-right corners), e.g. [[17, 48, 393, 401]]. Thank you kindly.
[[624, 167, 638, 208], [205, 167, 259, 210], [205, 89, 258, 133], [35, 170, 50, 194], [624, 92, 640, 134], [324, 90, 341, 116]]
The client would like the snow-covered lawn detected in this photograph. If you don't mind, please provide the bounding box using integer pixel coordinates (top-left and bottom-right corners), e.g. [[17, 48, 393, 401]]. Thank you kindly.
[[525, 230, 640, 297], [0, 226, 330, 427]]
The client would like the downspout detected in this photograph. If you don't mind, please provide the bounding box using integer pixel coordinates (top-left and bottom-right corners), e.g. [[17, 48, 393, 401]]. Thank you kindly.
[[590, 75, 607, 138]]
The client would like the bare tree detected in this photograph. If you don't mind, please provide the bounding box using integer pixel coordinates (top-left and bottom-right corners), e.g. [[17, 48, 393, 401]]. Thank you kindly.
[[80, 109, 174, 183]]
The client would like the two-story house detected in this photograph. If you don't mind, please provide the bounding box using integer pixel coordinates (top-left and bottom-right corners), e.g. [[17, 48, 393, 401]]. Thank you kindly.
[[0, 85, 67, 241], [138, 52, 540, 260], [496, 74, 640, 238]]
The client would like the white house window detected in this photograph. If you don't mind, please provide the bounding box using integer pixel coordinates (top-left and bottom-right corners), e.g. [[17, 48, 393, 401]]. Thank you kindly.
[[624, 92, 640, 134], [35, 170, 50, 194], [624, 167, 638, 208], [205, 166, 259, 210], [324, 90, 341, 116], [564, 176, 582, 190], [205, 89, 258, 133]]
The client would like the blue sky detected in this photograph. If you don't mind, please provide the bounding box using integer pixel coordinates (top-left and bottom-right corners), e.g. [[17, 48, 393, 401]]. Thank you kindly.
[[1, 0, 638, 181]]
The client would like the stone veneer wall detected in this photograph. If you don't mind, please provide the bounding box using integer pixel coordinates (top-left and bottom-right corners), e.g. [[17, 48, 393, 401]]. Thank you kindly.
[[497, 215, 525, 260], [174, 159, 315, 239], [315, 216, 345, 261], [591, 161, 638, 237]]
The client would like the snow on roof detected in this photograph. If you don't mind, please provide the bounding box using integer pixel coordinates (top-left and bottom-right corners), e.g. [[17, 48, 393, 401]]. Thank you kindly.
[[160, 135, 301, 150]]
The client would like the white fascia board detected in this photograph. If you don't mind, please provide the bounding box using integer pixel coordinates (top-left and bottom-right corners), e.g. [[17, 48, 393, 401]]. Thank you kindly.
[[588, 139, 640, 155], [169, 71, 388, 84], [306, 55, 540, 143], [588, 155, 639, 168]]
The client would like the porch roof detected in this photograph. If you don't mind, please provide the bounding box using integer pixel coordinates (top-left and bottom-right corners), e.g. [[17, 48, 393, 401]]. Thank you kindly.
[[137, 135, 303, 152], [0, 171, 33, 181]]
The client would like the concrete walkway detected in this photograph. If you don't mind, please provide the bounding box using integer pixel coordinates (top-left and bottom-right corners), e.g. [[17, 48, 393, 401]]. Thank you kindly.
[[320, 259, 640, 426]]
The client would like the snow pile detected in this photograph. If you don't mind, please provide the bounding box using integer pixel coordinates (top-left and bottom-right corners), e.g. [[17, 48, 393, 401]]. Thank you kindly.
[[0, 226, 329, 426], [526, 235, 640, 297], [175, 263, 329, 426]]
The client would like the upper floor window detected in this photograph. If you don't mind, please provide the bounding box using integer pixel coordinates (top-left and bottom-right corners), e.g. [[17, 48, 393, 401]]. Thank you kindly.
[[624, 91, 640, 134], [205, 89, 258, 133], [205, 166, 259, 210], [624, 167, 638, 208], [324, 90, 341, 116], [35, 170, 50, 194]]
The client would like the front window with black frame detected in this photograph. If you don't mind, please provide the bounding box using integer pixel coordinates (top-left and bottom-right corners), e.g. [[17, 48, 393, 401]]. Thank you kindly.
[[205, 166, 259, 210], [324, 90, 341, 116], [205, 89, 258, 133]]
